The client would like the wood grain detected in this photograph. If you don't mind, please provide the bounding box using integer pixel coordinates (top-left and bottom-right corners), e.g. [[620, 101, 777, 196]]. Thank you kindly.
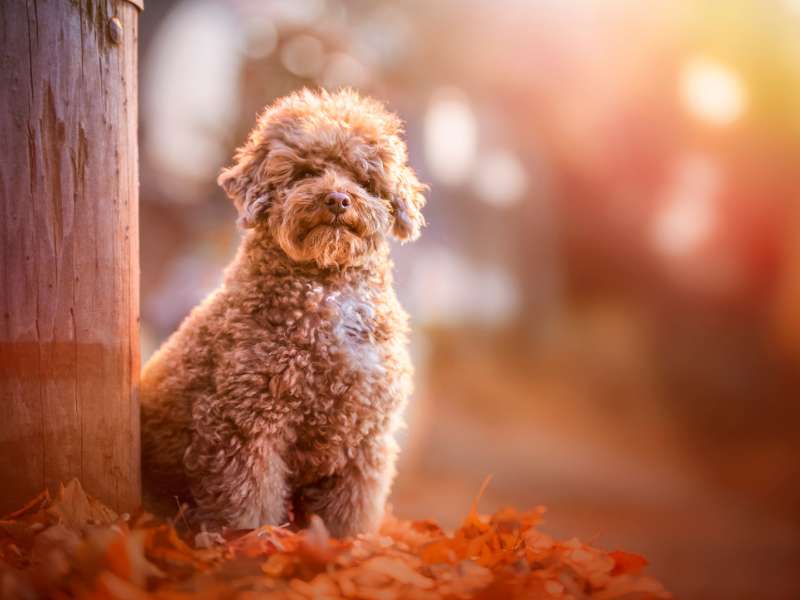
[[0, 0, 141, 514]]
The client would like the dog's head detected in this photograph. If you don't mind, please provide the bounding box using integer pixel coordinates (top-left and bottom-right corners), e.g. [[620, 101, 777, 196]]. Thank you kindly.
[[218, 89, 427, 268]]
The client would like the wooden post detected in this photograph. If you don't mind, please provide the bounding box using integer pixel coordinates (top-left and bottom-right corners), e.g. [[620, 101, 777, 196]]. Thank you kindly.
[[0, 0, 142, 514]]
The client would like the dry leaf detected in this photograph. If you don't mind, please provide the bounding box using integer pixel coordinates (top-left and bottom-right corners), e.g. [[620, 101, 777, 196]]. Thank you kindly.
[[0, 479, 671, 600], [609, 549, 649, 576], [46, 479, 118, 530]]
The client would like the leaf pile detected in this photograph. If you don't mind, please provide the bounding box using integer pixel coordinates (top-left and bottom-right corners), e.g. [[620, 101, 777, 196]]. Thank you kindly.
[[0, 480, 670, 599]]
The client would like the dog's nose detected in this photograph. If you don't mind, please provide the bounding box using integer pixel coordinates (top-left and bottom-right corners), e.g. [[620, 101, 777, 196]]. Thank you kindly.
[[325, 191, 351, 215]]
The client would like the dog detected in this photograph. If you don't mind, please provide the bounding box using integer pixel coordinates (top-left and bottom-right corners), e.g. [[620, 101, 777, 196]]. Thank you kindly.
[[140, 88, 426, 536]]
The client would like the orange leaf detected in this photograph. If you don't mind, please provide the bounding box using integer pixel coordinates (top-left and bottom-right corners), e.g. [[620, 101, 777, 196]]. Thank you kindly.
[[105, 532, 133, 581], [610, 550, 649, 575], [420, 540, 456, 565]]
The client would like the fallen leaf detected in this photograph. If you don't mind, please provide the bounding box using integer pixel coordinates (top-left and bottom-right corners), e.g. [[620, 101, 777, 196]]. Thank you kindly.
[[46, 480, 117, 530], [0, 479, 671, 600], [609, 550, 649, 576]]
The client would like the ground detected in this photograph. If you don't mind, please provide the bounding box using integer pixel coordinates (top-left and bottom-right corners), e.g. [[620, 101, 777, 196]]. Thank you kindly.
[[0, 480, 669, 599]]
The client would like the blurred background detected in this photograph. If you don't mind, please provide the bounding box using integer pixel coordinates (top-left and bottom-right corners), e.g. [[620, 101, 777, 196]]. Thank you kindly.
[[137, 1, 800, 598]]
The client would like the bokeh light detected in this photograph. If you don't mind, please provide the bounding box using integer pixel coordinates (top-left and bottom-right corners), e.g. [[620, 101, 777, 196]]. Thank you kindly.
[[680, 57, 748, 126], [280, 34, 325, 78], [144, 0, 240, 189], [423, 88, 478, 186], [652, 155, 720, 258], [322, 53, 369, 89], [472, 149, 528, 207]]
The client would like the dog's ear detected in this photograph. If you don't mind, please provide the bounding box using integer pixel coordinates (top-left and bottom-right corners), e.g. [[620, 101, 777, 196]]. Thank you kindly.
[[217, 156, 271, 229], [390, 166, 427, 241]]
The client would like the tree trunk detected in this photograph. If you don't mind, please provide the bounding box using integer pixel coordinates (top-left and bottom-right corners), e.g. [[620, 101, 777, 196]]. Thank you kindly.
[[0, 0, 142, 514]]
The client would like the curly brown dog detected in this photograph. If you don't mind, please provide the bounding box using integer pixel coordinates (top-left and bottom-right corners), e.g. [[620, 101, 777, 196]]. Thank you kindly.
[[140, 89, 426, 536]]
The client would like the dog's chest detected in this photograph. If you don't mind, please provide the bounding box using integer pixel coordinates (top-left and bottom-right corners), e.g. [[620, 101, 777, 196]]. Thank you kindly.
[[330, 293, 384, 364], [284, 287, 406, 480], [314, 288, 402, 409]]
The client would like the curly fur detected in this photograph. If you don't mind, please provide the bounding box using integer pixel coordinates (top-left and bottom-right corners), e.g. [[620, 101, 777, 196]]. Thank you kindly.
[[140, 89, 426, 536]]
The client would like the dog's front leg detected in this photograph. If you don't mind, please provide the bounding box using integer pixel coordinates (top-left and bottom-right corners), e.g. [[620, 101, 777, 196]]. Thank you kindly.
[[305, 437, 397, 537], [183, 413, 288, 529]]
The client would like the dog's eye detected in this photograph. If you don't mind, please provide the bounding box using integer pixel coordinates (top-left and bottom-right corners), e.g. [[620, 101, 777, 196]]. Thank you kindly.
[[294, 167, 318, 181], [361, 179, 378, 195]]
